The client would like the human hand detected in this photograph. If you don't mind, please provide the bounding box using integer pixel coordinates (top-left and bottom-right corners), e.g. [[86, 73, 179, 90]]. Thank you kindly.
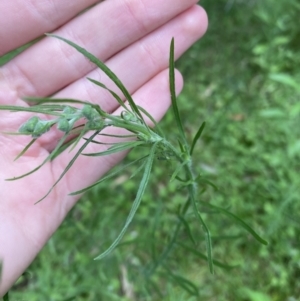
[[0, 0, 208, 295]]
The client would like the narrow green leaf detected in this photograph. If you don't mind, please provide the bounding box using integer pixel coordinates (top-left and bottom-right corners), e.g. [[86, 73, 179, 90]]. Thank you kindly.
[[169, 38, 186, 142], [67, 127, 89, 153], [269, 73, 300, 91], [83, 141, 144, 157], [23, 97, 91, 106], [0, 131, 29, 136], [174, 175, 187, 182], [212, 234, 243, 241], [196, 176, 218, 190], [129, 158, 148, 179], [99, 133, 136, 139], [6, 133, 69, 181], [204, 222, 214, 274], [14, 138, 37, 161], [177, 139, 185, 153], [176, 242, 238, 270], [69, 155, 148, 196], [0, 37, 41, 67], [0, 105, 61, 116], [47, 34, 146, 123], [190, 121, 206, 155], [0, 260, 2, 285], [145, 197, 192, 278], [94, 142, 157, 260], [33, 104, 66, 110], [3, 292, 9, 301], [150, 204, 163, 261], [35, 131, 100, 203], [61, 297, 76, 301], [169, 161, 187, 182], [84, 137, 139, 146], [177, 215, 196, 246], [164, 265, 199, 296], [49, 125, 88, 160], [87, 78, 130, 112], [189, 188, 214, 274], [50, 136, 80, 160], [199, 201, 268, 245], [136, 105, 164, 137], [147, 224, 181, 276], [83, 139, 119, 146]]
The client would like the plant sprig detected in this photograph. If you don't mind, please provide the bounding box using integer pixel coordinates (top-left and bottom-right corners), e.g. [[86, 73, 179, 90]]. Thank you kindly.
[[0, 36, 267, 289]]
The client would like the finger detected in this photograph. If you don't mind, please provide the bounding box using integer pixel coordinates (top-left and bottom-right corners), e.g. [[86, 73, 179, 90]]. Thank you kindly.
[[52, 69, 183, 212], [55, 5, 208, 113], [0, 0, 101, 55], [30, 5, 207, 151], [1, 0, 199, 98], [0, 69, 182, 297]]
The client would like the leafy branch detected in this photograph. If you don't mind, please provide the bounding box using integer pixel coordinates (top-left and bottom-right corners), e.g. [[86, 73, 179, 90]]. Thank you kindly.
[[0, 35, 267, 292]]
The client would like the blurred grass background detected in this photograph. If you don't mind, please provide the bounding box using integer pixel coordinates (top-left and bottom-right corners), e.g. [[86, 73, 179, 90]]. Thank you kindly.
[[3, 0, 300, 300]]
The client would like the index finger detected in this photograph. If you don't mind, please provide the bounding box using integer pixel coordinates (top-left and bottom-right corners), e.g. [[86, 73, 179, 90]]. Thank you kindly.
[[0, 0, 100, 55]]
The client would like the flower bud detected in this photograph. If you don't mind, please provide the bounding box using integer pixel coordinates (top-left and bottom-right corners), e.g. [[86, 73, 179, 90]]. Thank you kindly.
[[81, 105, 93, 119], [19, 116, 40, 134], [63, 106, 77, 115], [57, 118, 71, 132], [32, 120, 52, 138], [121, 111, 138, 122]]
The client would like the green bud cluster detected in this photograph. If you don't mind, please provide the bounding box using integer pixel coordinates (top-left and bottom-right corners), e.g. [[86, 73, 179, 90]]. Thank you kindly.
[[56, 106, 81, 133], [121, 111, 140, 123], [57, 117, 73, 132], [80, 105, 104, 130], [19, 116, 54, 138], [18, 104, 105, 138]]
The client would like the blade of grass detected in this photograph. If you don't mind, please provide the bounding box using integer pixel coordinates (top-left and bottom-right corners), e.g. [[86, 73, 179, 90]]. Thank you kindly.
[[94, 142, 157, 260], [190, 121, 206, 156]]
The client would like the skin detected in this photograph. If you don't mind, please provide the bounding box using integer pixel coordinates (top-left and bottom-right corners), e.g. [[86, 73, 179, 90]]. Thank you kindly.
[[0, 0, 208, 296]]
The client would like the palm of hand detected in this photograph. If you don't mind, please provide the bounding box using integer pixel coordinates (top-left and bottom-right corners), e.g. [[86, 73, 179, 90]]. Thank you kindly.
[[0, 0, 207, 296]]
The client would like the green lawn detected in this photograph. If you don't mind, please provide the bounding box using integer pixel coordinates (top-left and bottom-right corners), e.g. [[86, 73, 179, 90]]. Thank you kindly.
[[5, 0, 300, 300]]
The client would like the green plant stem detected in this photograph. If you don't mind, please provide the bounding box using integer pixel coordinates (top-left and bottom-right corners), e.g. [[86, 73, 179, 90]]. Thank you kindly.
[[104, 117, 155, 140], [184, 161, 214, 274], [145, 137, 214, 275]]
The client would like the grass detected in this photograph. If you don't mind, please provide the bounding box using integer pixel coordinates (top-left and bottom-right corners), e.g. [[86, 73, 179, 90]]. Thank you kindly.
[[2, 0, 300, 300]]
